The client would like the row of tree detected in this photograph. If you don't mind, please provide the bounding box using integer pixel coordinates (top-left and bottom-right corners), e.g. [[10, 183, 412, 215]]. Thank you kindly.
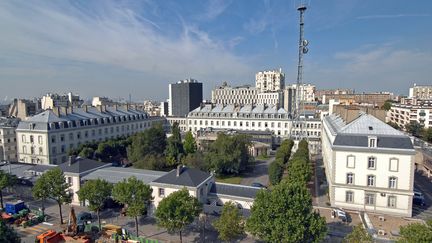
[[69, 137, 131, 162], [404, 121, 432, 143], [269, 139, 294, 185]]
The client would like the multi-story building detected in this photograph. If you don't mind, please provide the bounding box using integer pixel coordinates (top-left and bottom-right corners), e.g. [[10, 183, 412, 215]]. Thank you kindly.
[[143, 100, 162, 117], [409, 84, 432, 99], [400, 97, 432, 106], [8, 99, 41, 119], [212, 83, 283, 108], [388, 104, 432, 129], [16, 105, 164, 165], [287, 83, 316, 102], [160, 101, 169, 117], [186, 104, 322, 145], [255, 69, 285, 92], [92, 97, 116, 107], [168, 79, 203, 117], [41, 92, 83, 110], [0, 118, 19, 162], [322, 113, 415, 217], [315, 89, 354, 102], [322, 93, 392, 107]]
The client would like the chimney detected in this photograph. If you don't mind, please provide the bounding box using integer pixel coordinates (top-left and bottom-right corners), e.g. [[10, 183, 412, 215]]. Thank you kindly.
[[53, 107, 61, 117], [84, 105, 88, 113], [114, 104, 118, 111], [68, 155, 76, 166], [61, 106, 68, 116], [97, 105, 103, 113], [67, 106, 74, 114], [176, 165, 183, 177]]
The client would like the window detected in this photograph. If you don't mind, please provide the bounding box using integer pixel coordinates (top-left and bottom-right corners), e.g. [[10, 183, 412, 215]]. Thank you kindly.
[[30, 135, 34, 143], [389, 177, 397, 189], [67, 177, 72, 186], [388, 196, 397, 208], [39, 147, 43, 155], [30, 147, 34, 155], [158, 188, 165, 197], [22, 135, 26, 143], [367, 157, 376, 169], [60, 134, 65, 142], [365, 193, 375, 205], [345, 191, 354, 203], [51, 135, 56, 143], [367, 175, 375, 186], [346, 173, 354, 184], [38, 136, 43, 144], [389, 158, 399, 172], [368, 137, 376, 148], [22, 146, 27, 154], [346, 155, 355, 168]]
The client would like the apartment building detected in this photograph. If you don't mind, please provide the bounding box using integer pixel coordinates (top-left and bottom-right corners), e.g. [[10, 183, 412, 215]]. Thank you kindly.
[[388, 104, 432, 129], [322, 113, 415, 217], [322, 93, 392, 107], [255, 69, 285, 92], [287, 83, 316, 102], [41, 92, 83, 110], [8, 99, 41, 120], [168, 79, 203, 117], [409, 84, 432, 99], [0, 118, 19, 162], [16, 106, 164, 165]]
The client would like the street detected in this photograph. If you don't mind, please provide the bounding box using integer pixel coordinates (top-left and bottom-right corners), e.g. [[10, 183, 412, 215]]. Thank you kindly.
[[240, 156, 273, 187], [412, 171, 432, 220]]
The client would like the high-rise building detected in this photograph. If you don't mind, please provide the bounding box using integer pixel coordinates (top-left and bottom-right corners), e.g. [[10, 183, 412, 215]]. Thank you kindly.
[[287, 83, 316, 102], [255, 69, 285, 92], [409, 84, 432, 99], [41, 92, 83, 110], [168, 79, 203, 117]]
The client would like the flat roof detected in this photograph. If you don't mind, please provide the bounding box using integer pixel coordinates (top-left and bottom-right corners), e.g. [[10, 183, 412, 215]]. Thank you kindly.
[[82, 166, 167, 184]]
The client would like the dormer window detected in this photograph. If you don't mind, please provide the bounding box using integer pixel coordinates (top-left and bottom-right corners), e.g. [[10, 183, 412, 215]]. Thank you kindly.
[[368, 137, 377, 148]]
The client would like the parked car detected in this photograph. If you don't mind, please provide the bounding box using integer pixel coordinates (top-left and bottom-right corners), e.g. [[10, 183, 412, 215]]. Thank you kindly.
[[251, 182, 266, 188], [413, 189, 426, 206], [0, 160, 7, 166]]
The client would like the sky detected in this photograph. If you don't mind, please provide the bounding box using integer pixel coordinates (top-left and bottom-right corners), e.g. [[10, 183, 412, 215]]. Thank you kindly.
[[0, 0, 431, 102]]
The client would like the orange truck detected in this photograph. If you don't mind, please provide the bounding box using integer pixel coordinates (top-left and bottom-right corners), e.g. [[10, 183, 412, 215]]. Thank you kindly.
[[36, 230, 90, 243]]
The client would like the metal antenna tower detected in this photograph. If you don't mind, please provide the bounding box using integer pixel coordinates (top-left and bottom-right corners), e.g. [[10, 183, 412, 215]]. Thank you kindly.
[[292, 4, 309, 141]]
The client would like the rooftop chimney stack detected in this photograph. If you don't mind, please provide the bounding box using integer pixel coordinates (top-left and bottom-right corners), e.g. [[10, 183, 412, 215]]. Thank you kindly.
[[68, 155, 76, 166], [176, 165, 183, 177]]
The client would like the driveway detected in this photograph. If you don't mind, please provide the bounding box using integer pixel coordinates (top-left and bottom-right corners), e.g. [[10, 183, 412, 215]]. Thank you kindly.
[[240, 156, 274, 187]]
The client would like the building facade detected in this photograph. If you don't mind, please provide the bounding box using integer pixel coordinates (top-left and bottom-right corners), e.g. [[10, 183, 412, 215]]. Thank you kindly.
[[41, 92, 83, 110], [287, 83, 316, 102], [0, 119, 19, 162], [409, 84, 432, 99], [16, 106, 164, 165], [388, 104, 432, 129], [322, 93, 392, 107], [255, 69, 285, 92], [8, 99, 41, 120], [322, 113, 415, 217], [168, 79, 203, 117]]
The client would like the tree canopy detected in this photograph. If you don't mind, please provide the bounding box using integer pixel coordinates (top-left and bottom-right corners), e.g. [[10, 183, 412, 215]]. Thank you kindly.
[[268, 160, 284, 185], [205, 133, 251, 175], [128, 123, 167, 163], [112, 176, 153, 236], [165, 122, 184, 167], [275, 139, 294, 165], [213, 201, 245, 242], [344, 224, 372, 243], [77, 179, 112, 230], [32, 168, 71, 224], [398, 220, 432, 243], [183, 131, 197, 155], [285, 140, 312, 184], [246, 181, 327, 243], [0, 170, 16, 209], [0, 220, 20, 243], [155, 188, 202, 243]]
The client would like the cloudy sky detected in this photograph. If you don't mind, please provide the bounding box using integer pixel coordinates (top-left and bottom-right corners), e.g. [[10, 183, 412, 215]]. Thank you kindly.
[[0, 0, 431, 102]]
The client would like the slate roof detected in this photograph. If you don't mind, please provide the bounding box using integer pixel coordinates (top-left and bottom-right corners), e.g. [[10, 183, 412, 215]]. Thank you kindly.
[[189, 104, 287, 115], [333, 135, 413, 150], [82, 166, 167, 184], [58, 157, 108, 174], [209, 183, 261, 199], [151, 167, 212, 187]]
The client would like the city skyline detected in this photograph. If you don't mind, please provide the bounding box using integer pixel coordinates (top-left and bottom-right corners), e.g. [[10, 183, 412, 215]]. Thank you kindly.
[[0, 0, 431, 101]]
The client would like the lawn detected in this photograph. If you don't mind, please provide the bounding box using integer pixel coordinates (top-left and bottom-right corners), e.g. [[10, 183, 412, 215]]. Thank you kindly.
[[215, 175, 243, 184]]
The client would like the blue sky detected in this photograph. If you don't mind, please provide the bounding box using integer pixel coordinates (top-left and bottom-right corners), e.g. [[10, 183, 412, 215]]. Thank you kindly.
[[0, 0, 431, 101]]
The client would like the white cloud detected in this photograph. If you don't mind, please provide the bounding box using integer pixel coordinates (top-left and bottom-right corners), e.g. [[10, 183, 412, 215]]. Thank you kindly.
[[356, 14, 431, 20], [0, 1, 253, 99]]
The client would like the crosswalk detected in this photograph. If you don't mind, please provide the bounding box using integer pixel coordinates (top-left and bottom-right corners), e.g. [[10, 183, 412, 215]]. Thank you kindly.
[[14, 224, 53, 238]]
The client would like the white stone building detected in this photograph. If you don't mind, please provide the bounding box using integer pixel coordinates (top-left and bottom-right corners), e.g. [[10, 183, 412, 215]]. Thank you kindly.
[[16, 106, 164, 165], [287, 83, 316, 102], [409, 84, 432, 99], [388, 104, 432, 129], [0, 120, 18, 162], [255, 69, 285, 92], [322, 113, 415, 217], [41, 92, 83, 110]]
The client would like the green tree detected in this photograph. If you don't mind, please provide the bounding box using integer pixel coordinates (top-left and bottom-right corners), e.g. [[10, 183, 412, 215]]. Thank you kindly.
[[77, 179, 113, 230], [183, 131, 197, 154], [205, 134, 251, 175], [387, 122, 400, 130], [0, 220, 20, 243], [182, 152, 207, 171], [112, 176, 153, 237], [344, 224, 372, 243], [275, 139, 294, 164], [246, 181, 327, 243], [165, 122, 184, 166], [32, 168, 71, 224], [398, 220, 432, 243], [268, 160, 284, 185], [128, 123, 167, 162], [78, 147, 95, 159], [0, 170, 16, 209], [133, 154, 168, 171], [382, 100, 392, 111], [405, 121, 424, 137], [155, 188, 202, 243], [422, 128, 432, 143], [213, 201, 245, 242]]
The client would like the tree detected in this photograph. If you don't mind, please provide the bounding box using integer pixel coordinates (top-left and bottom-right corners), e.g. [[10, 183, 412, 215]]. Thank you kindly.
[[405, 121, 424, 137], [268, 160, 283, 185], [0, 170, 16, 209], [155, 188, 202, 243], [133, 154, 168, 171], [77, 179, 112, 230], [422, 128, 432, 143], [112, 176, 153, 237], [32, 168, 71, 224], [165, 122, 184, 167], [205, 134, 251, 175], [382, 100, 392, 111], [275, 139, 294, 164], [78, 147, 95, 159], [398, 220, 432, 243], [0, 220, 20, 243], [128, 123, 167, 162], [344, 224, 372, 243], [387, 122, 399, 130], [182, 152, 207, 171], [246, 181, 327, 243], [213, 201, 245, 242], [183, 131, 197, 154]]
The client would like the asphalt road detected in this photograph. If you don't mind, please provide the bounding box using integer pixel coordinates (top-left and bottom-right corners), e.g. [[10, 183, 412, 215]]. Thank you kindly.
[[412, 171, 432, 220], [240, 156, 274, 187]]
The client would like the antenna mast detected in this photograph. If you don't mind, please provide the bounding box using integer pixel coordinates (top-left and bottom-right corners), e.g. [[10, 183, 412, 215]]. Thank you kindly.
[[292, 4, 309, 141]]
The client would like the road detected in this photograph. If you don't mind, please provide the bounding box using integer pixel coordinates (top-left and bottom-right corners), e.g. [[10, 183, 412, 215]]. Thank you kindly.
[[240, 156, 274, 187], [412, 171, 432, 220]]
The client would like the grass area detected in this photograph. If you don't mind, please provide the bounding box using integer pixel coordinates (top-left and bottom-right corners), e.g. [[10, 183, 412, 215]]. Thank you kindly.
[[256, 154, 269, 160], [216, 175, 243, 184]]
